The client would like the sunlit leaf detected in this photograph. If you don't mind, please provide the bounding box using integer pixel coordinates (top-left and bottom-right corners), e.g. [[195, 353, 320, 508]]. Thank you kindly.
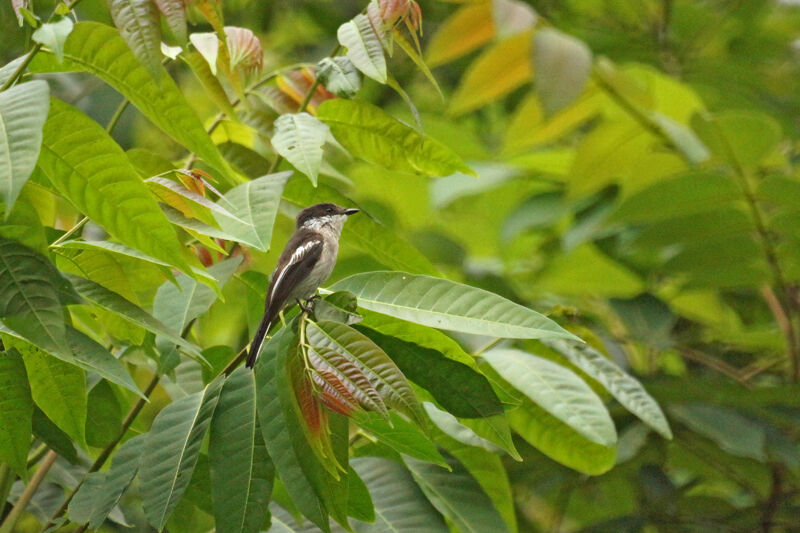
[[425, 2, 493, 67], [337, 14, 387, 83], [107, 0, 162, 76], [146, 176, 243, 228], [316, 57, 361, 99], [352, 410, 447, 467], [31, 18, 74, 63], [272, 113, 329, 186], [141, 379, 223, 531], [0, 80, 48, 214], [317, 99, 474, 177]]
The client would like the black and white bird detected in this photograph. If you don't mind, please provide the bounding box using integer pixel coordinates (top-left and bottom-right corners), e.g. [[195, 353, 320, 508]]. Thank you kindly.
[[245, 202, 359, 368]]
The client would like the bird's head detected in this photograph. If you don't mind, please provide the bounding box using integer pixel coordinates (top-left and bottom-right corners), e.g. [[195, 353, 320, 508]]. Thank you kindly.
[[296, 202, 359, 233]]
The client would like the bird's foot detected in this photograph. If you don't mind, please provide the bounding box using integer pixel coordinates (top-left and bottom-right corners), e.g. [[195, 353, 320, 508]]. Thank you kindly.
[[297, 298, 316, 314]]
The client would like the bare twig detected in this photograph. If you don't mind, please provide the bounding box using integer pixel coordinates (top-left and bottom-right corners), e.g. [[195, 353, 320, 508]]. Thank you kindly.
[[0, 451, 57, 533]]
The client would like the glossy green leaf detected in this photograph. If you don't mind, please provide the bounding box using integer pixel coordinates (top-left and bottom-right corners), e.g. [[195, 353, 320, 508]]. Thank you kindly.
[[331, 271, 576, 341], [0, 349, 32, 477], [356, 326, 502, 419], [210, 367, 274, 533], [107, 0, 162, 76], [484, 348, 616, 446], [337, 14, 386, 83], [317, 57, 361, 98], [254, 323, 330, 533], [509, 399, 616, 475], [18, 341, 86, 447], [218, 172, 292, 252], [0, 237, 67, 354], [317, 99, 473, 177], [65, 274, 202, 357], [544, 339, 672, 439], [68, 434, 145, 529], [405, 455, 509, 533], [306, 320, 424, 425], [29, 22, 237, 183], [282, 180, 438, 276], [38, 99, 196, 275], [0, 80, 49, 213], [351, 457, 448, 533], [141, 379, 223, 531], [352, 410, 447, 467], [271, 113, 329, 186], [31, 18, 74, 63]]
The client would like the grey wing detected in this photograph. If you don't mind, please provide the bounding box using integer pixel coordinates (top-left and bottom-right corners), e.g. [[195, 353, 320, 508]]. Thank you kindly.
[[266, 235, 324, 315]]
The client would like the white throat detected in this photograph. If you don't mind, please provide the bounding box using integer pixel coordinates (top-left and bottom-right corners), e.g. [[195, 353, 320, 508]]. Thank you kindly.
[[301, 214, 347, 236]]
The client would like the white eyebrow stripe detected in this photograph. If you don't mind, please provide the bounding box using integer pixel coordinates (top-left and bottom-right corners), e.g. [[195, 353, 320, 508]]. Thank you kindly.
[[269, 239, 322, 301]]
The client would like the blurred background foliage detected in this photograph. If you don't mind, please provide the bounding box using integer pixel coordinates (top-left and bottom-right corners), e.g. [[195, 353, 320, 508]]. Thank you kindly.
[[3, 0, 800, 531]]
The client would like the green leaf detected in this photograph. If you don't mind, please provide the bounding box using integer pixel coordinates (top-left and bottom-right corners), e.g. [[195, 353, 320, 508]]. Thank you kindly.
[[352, 410, 447, 467], [141, 379, 223, 531], [337, 14, 386, 83], [533, 28, 592, 115], [543, 338, 672, 439], [331, 271, 576, 341], [17, 342, 86, 447], [209, 367, 274, 533], [85, 380, 122, 448], [423, 402, 501, 454], [346, 466, 374, 523], [351, 457, 448, 533], [69, 434, 145, 529], [405, 455, 510, 533], [691, 110, 782, 167], [316, 57, 361, 98], [306, 320, 424, 425], [146, 176, 243, 228], [282, 180, 439, 276], [356, 326, 502, 419], [154, 0, 187, 44], [218, 172, 292, 252], [182, 50, 236, 116], [65, 274, 202, 357], [317, 99, 474, 177], [314, 291, 362, 325], [38, 99, 196, 276], [0, 349, 32, 477], [31, 407, 78, 463], [107, 0, 162, 76], [29, 22, 238, 183], [254, 323, 330, 533], [271, 113, 329, 186], [509, 399, 616, 475], [0, 80, 49, 213], [31, 18, 74, 63], [668, 404, 766, 461], [0, 237, 67, 354], [483, 348, 616, 446]]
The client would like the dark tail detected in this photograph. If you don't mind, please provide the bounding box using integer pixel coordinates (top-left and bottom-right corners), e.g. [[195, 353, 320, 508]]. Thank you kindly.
[[245, 309, 276, 368]]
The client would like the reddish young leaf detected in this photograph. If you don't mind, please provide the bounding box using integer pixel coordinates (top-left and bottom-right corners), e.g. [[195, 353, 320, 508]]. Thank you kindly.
[[225, 26, 263, 76], [312, 369, 358, 417], [296, 369, 324, 436]]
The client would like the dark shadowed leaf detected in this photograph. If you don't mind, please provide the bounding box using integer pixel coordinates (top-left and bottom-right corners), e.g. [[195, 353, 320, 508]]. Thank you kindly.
[[0, 349, 32, 477]]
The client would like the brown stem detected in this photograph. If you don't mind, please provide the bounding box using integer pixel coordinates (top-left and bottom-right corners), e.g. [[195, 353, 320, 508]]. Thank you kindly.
[[0, 451, 57, 533], [761, 465, 784, 533]]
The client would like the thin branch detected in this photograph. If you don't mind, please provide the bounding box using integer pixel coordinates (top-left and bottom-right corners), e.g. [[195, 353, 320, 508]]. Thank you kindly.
[[679, 346, 752, 387], [0, 451, 57, 533], [105, 98, 130, 134], [49, 216, 88, 247]]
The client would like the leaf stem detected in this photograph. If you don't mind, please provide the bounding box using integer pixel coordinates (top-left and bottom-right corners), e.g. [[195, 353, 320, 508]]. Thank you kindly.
[[105, 98, 130, 134], [0, 451, 57, 533], [49, 216, 88, 248], [26, 443, 49, 468]]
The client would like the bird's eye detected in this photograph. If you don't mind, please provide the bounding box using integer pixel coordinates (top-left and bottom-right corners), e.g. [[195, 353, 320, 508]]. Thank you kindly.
[[326, 207, 333, 213]]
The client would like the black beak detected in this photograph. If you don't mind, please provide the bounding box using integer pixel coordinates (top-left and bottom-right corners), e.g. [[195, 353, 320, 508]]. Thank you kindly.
[[344, 208, 359, 216]]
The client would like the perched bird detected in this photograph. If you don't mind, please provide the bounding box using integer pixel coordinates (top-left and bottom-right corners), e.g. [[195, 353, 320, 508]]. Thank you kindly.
[[246, 202, 359, 368]]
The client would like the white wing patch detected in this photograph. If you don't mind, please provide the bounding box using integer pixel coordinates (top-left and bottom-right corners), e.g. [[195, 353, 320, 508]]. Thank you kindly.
[[269, 239, 322, 301]]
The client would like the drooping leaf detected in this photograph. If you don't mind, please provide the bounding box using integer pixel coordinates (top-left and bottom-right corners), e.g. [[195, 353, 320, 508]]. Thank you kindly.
[[190, 32, 219, 74], [306, 320, 425, 425], [31, 18, 74, 63], [271, 113, 329, 186], [29, 22, 238, 183], [65, 274, 202, 357], [85, 380, 122, 448], [346, 466, 374, 523], [405, 454, 510, 533], [337, 14, 387, 83], [68, 434, 146, 529], [356, 326, 502, 419], [141, 379, 224, 531], [331, 271, 576, 341], [449, 31, 532, 116], [351, 457, 448, 533], [0, 349, 32, 477], [0, 80, 48, 215], [308, 345, 387, 418], [217, 171, 292, 252], [282, 180, 439, 276], [352, 410, 447, 467], [209, 367, 274, 533], [425, 2, 494, 67], [543, 339, 672, 439], [0, 237, 67, 354], [423, 402, 501, 454], [483, 348, 616, 446], [254, 322, 331, 533], [154, 0, 187, 43], [316, 57, 361, 99], [533, 28, 593, 115], [317, 99, 474, 177], [38, 99, 196, 276], [106, 0, 162, 76]]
